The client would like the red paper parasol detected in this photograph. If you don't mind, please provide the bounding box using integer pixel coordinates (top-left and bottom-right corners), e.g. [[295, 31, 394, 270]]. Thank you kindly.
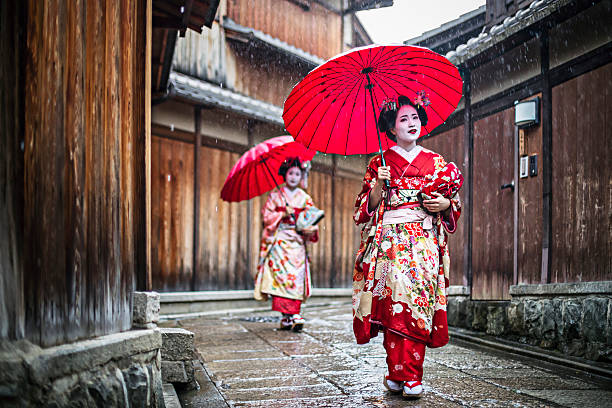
[[220, 136, 316, 202], [283, 45, 463, 156]]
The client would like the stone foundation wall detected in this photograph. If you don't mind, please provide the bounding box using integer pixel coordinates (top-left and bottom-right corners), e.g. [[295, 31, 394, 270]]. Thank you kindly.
[[0, 330, 163, 407], [447, 281, 612, 362]]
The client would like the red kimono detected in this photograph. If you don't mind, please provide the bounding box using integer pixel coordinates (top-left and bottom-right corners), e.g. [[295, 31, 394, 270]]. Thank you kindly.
[[352, 146, 462, 381]]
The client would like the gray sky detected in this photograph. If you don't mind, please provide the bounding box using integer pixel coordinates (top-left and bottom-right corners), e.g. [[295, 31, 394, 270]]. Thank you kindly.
[[356, 0, 486, 44]]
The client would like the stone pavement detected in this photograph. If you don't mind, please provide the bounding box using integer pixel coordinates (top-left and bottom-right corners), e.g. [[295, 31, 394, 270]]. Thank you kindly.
[[160, 303, 612, 408]]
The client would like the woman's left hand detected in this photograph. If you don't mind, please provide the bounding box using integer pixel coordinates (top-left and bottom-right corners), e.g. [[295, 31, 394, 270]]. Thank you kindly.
[[300, 226, 318, 235], [423, 192, 451, 213]]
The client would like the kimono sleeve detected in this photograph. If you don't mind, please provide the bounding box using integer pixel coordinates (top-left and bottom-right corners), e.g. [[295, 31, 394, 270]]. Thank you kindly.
[[442, 193, 462, 234], [353, 156, 381, 225], [262, 192, 284, 237]]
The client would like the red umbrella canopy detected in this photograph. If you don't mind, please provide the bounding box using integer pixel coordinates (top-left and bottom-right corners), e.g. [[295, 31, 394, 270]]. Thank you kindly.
[[283, 45, 463, 155], [220, 136, 316, 202]]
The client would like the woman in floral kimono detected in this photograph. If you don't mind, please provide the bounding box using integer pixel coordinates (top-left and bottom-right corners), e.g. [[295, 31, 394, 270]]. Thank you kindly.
[[352, 95, 462, 398], [254, 157, 320, 331]]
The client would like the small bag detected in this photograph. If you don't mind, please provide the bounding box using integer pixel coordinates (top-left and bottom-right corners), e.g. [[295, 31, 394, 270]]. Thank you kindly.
[[296, 207, 325, 231]]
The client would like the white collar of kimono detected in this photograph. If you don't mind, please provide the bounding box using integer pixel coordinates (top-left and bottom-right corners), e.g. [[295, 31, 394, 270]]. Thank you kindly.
[[390, 144, 422, 165], [282, 186, 300, 198]]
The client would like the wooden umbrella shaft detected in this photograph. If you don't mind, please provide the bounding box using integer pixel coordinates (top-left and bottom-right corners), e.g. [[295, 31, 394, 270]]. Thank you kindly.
[[261, 158, 293, 216], [365, 73, 390, 189]]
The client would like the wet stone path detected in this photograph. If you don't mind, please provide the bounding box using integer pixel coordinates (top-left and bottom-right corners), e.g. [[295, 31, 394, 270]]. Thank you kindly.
[[162, 303, 612, 407]]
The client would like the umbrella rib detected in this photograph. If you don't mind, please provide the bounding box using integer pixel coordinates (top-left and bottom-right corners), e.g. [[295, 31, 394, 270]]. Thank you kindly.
[[375, 74, 448, 125], [318, 74, 365, 154], [371, 47, 403, 70], [296, 75, 362, 149], [373, 70, 461, 108], [376, 57, 461, 74], [285, 75, 359, 131], [331, 73, 366, 155], [369, 75, 394, 151], [375, 51, 458, 70], [376, 64, 462, 86], [284, 72, 360, 118]]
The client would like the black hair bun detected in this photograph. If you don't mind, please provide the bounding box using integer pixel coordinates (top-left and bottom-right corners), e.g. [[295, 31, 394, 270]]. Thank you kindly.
[[376, 95, 429, 142]]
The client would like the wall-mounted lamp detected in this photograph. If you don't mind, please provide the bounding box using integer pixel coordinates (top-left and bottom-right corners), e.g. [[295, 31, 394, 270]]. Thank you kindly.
[[514, 97, 540, 128]]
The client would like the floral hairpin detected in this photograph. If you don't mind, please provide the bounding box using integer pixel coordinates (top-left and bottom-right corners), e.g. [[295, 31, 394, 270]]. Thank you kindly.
[[379, 98, 397, 112], [414, 90, 431, 109]]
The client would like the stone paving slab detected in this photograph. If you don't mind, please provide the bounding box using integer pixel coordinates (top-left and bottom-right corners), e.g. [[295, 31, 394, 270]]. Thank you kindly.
[[163, 305, 612, 408], [520, 390, 612, 407]]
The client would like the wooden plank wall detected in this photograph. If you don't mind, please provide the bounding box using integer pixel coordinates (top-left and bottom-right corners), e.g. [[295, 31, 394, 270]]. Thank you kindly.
[[20, 0, 146, 347], [551, 62, 612, 283], [231, 49, 312, 107], [517, 95, 543, 285], [151, 134, 363, 290], [472, 108, 515, 300], [0, 1, 26, 340], [227, 0, 342, 59], [420, 125, 466, 286]]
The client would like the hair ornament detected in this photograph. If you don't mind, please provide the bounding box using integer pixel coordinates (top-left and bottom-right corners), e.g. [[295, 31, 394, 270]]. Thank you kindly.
[[379, 98, 397, 112], [414, 90, 431, 109]]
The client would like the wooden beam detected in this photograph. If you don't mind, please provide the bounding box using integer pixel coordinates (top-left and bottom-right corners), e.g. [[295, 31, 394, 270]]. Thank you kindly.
[[462, 69, 473, 291], [152, 123, 248, 154], [179, 0, 194, 37], [246, 119, 254, 291], [145, 0, 153, 291], [330, 156, 337, 287], [540, 29, 552, 284], [191, 107, 202, 291]]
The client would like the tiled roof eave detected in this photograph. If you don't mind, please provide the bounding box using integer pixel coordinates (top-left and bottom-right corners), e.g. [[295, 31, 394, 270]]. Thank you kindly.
[[222, 17, 326, 68], [446, 0, 573, 66], [169, 72, 284, 126]]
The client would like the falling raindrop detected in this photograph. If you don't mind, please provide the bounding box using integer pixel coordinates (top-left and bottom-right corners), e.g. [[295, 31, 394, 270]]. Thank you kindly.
[[170, 124, 175, 132], [215, 206, 218, 212]]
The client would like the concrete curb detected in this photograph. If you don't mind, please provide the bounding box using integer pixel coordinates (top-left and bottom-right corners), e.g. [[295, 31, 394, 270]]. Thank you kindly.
[[449, 327, 612, 379], [159, 289, 351, 320]]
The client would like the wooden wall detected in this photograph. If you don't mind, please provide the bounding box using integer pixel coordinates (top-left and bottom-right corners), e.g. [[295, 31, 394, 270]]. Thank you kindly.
[[0, 1, 26, 340], [227, 0, 342, 59], [150, 133, 362, 291], [1, 0, 148, 347], [472, 109, 515, 300], [517, 95, 543, 285], [420, 125, 466, 286], [551, 62, 612, 283]]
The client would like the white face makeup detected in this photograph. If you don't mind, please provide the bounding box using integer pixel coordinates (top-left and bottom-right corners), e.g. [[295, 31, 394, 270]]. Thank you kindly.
[[393, 104, 421, 145], [285, 166, 303, 188]]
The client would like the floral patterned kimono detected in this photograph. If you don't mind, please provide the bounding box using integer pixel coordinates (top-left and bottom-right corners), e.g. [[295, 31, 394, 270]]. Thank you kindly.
[[352, 145, 462, 382], [254, 186, 319, 313]]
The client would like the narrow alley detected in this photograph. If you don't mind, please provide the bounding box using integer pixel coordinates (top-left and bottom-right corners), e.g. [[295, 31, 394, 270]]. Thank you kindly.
[[161, 304, 612, 408]]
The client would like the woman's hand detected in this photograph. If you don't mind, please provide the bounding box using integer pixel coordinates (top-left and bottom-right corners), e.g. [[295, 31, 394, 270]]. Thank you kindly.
[[376, 166, 391, 182], [422, 192, 450, 213], [368, 166, 391, 212], [300, 226, 318, 235], [284, 205, 294, 218]]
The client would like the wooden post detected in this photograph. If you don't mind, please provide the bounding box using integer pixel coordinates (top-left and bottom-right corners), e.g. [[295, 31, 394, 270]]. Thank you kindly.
[[513, 124, 519, 286], [144, 0, 152, 291], [330, 155, 338, 288], [461, 68, 473, 292], [246, 119, 254, 288], [191, 107, 202, 291], [540, 29, 552, 284]]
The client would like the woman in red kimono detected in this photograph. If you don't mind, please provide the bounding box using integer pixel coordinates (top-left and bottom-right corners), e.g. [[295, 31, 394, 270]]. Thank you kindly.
[[352, 95, 462, 398], [254, 158, 319, 331]]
